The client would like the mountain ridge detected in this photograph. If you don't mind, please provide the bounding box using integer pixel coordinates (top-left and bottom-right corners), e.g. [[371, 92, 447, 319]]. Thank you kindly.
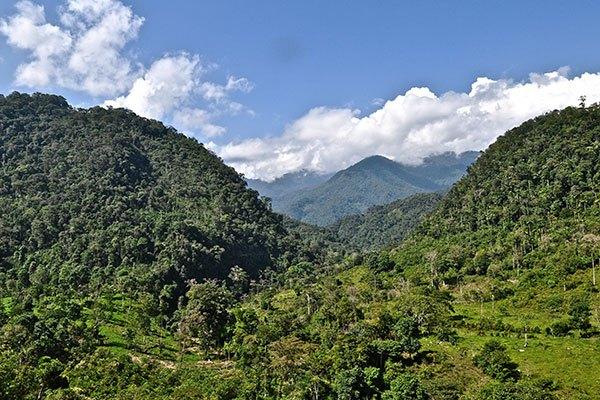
[[268, 151, 478, 225], [1, 95, 599, 399], [0, 92, 306, 298], [246, 169, 332, 200], [330, 191, 444, 251]]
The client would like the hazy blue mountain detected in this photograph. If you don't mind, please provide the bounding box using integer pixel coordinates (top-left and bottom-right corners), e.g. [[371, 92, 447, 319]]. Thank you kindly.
[[246, 170, 333, 200], [268, 151, 479, 226]]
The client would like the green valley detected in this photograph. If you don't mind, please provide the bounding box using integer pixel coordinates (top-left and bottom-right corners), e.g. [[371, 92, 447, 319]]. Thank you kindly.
[[0, 93, 599, 400]]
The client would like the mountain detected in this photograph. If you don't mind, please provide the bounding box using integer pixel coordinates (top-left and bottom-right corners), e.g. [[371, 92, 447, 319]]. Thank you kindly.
[[405, 150, 481, 186], [211, 105, 599, 400], [0, 93, 304, 299], [392, 105, 600, 345], [331, 192, 443, 251], [3, 95, 599, 399], [246, 169, 332, 199], [417, 105, 600, 241], [272, 151, 478, 225]]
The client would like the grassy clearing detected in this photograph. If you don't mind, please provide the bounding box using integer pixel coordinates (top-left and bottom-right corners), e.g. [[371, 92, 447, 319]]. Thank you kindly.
[[459, 333, 599, 399], [435, 280, 600, 399], [423, 334, 600, 399]]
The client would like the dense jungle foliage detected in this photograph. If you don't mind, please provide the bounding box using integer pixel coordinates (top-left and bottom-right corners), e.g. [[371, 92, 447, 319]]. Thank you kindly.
[[330, 192, 443, 251], [0, 94, 599, 399], [0, 92, 315, 295], [398, 104, 600, 290]]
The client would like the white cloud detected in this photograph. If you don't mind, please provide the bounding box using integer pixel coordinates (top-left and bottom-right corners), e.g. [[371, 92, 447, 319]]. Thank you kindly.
[[1, 0, 254, 139], [225, 76, 254, 93], [104, 54, 201, 120], [103, 54, 252, 137], [371, 97, 385, 106], [211, 68, 600, 181], [0, 0, 143, 96], [199, 75, 255, 102], [199, 81, 227, 102], [62, 0, 144, 95]]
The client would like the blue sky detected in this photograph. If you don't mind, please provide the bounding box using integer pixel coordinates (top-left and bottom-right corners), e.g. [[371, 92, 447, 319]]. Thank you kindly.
[[2, 1, 600, 179]]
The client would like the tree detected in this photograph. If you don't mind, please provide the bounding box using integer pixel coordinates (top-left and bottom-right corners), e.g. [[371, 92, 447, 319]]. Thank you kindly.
[[335, 367, 379, 400], [36, 356, 69, 394], [582, 233, 599, 286], [393, 316, 421, 355], [228, 265, 249, 297], [568, 298, 591, 331], [177, 280, 235, 351], [474, 340, 520, 382], [383, 373, 429, 400]]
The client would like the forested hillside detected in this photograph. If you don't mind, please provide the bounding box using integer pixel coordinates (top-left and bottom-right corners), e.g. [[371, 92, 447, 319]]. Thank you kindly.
[[331, 192, 443, 251], [1, 96, 599, 400], [203, 105, 600, 399], [400, 105, 600, 283], [0, 92, 314, 302], [273, 152, 477, 226]]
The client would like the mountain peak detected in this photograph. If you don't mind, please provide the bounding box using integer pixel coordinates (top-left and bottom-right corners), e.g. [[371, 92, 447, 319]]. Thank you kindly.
[[349, 154, 397, 170], [270, 152, 475, 225]]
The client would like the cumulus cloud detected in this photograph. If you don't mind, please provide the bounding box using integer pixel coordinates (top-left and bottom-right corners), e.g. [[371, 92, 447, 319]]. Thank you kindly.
[[0, 0, 143, 96], [211, 68, 600, 181], [103, 54, 251, 137], [1, 0, 253, 138], [104, 54, 201, 120]]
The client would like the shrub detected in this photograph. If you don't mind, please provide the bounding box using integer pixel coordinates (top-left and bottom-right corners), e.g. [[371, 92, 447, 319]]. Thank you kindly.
[[568, 299, 592, 331], [545, 320, 573, 337]]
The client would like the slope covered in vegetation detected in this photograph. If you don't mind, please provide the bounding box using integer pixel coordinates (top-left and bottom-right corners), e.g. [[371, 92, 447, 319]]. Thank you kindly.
[[399, 105, 600, 286], [0, 92, 309, 299], [1, 96, 599, 400], [331, 192, 443, 251]]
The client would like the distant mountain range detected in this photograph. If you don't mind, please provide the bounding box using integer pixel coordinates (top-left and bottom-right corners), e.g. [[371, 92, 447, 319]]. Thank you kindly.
[[246, 170, 333, 199], [248, 151, 479, 225]]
